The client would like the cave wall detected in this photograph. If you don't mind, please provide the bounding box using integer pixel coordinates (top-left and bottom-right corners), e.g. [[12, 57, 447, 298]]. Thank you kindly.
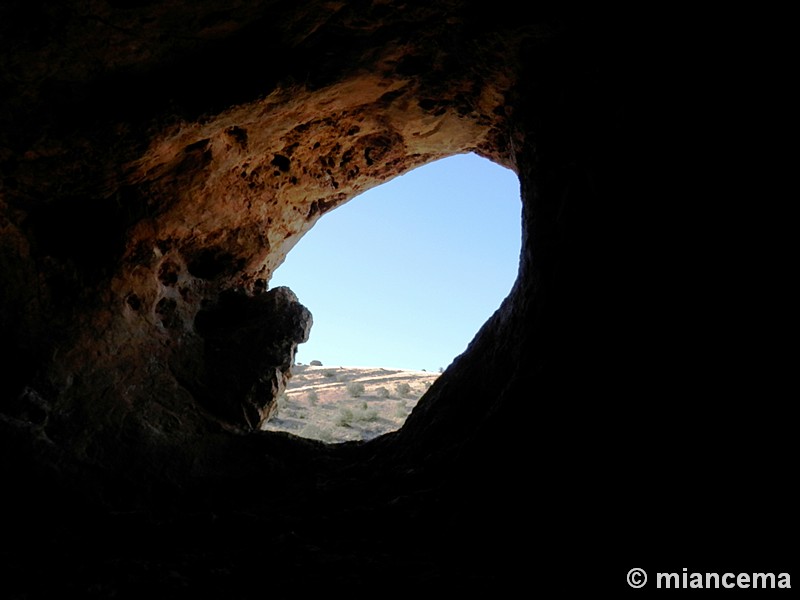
[[1, 0, 541, 495], [1, 0, 518, 441], [0, 1, 792, 596]]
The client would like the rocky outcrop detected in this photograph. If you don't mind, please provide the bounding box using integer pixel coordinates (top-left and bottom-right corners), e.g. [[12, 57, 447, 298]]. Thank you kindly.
[[193, 286, 312, 429], [0, 1, 790, 596]]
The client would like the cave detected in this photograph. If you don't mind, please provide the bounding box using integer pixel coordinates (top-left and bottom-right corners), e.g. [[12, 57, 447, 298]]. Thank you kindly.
[[0, 2, 792, 597]]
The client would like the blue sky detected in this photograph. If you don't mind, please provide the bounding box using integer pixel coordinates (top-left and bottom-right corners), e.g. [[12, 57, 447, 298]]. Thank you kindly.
[[269, 152, 521, 372]]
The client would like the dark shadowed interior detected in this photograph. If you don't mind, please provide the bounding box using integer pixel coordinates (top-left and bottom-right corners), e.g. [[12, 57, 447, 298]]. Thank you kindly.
[[0, 2, 792, 597]]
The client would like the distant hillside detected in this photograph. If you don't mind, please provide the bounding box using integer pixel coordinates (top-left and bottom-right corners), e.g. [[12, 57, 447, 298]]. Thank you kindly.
[[261, 364, 440, 443]]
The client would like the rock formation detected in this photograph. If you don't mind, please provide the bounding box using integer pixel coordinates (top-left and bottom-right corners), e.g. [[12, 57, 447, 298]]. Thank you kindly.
[[0, 1, 790, 596]]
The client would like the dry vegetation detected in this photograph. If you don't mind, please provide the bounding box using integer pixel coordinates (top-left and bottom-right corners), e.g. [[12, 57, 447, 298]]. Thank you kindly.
[[261, 364, 440, 443]]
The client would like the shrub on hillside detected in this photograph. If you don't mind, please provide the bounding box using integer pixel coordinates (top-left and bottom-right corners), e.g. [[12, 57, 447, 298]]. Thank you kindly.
[[359, 408, 379, 422], [346, 381, 365, 397], [394, 382, 412, 397], [299, 423, 335, 443], [375, 386, 391, 399], [306, 390, 319, 405], [336, 407, 355, 427]]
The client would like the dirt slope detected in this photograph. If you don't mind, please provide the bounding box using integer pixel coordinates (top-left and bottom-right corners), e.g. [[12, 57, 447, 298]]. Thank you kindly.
[[261, 364, 440, 442]]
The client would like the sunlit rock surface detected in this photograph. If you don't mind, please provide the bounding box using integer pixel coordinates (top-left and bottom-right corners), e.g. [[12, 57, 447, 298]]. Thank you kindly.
[[0, 1, 789, 596]]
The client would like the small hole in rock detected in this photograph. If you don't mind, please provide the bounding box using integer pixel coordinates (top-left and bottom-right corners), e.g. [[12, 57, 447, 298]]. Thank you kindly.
[[271, 154, 291, 172], [126, 293, 142, 311]]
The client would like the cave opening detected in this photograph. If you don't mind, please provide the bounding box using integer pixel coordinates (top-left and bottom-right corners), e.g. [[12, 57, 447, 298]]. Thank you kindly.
[[262, 152, 521, 442]]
